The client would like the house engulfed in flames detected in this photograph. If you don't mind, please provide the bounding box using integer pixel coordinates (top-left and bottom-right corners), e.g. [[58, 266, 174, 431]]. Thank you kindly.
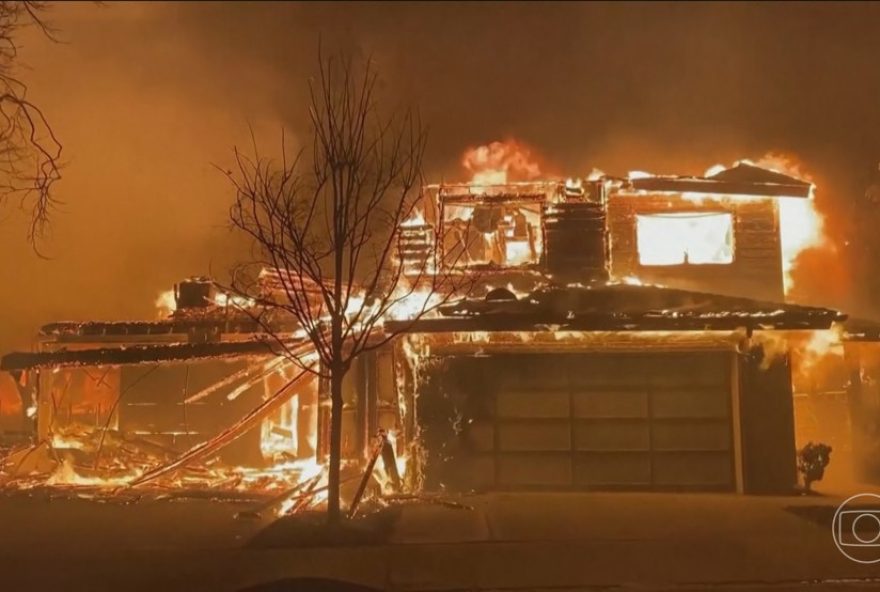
[[2, 160, 879, 508]]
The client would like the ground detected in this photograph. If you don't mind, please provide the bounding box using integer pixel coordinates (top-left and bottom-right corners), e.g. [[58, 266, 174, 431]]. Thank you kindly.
[[1, 486, 879, 591]]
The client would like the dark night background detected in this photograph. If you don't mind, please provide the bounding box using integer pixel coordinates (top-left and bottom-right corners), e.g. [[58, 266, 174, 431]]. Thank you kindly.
[[1, 1, 878, 352]]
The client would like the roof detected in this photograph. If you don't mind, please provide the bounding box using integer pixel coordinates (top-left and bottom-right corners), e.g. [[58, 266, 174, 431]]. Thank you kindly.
[[37, 317, 300, 341], [841, 317, 880, 342], [624, 163, 813, 199], [429, 181, 561, 205], [384, 284, 844, 334], [707, 162, 810, 187], [0, 340, 280, 372]]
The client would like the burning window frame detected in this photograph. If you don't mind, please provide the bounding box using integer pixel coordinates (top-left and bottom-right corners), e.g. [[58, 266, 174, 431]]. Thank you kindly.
[[434, 182, 559, 272], [635, 211, 735, 266]]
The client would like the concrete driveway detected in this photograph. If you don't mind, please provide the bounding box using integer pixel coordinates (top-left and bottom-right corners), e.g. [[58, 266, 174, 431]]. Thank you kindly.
[[1, 490, 879, 591]]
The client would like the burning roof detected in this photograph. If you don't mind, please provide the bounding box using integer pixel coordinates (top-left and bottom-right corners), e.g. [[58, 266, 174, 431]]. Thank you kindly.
[[624, 162, 813, 199], [386, 284, 843, 333], [0, 339, 284, 372]]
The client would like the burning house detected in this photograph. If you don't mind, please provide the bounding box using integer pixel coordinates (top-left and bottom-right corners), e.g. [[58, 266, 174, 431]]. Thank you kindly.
[[2, 159, 878, 508]]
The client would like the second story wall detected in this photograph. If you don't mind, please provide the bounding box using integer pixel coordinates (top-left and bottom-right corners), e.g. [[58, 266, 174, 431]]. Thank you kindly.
[[607, 192, 785, 302]]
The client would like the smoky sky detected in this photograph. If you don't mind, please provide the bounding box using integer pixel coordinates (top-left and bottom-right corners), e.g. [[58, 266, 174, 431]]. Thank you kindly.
[[0, 1, 878, 353]]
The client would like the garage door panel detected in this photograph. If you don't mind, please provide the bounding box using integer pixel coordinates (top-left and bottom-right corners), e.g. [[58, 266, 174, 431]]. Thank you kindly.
[[498, 423, 571, 451], [574, 420, 650, 451], [498, 454, 571, 486], [497, 356, 569, 389], [652, 389, 729, 419], [465, 422, 495, 452], [455, 455, 496, 490], [427, 351, 735, 492], [574, 452, 652, 486], [653, 452, 733, 486], [647, 354, 729, 388], [569, 355, 650, 388], [497, 390, 569, 418], [572, 391, 648, 418], [652, 420, 731, 451]]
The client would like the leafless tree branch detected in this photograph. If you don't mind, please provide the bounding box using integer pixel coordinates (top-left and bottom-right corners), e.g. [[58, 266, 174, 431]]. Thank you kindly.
[[0, 1, 63, 249], [221, 49, 475, 523]]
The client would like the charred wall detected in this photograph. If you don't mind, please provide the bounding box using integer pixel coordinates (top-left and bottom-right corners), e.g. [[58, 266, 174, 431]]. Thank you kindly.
[[607, 193, 784, 302], [117, 361, 266, 466], [738, 347, 797, 493]]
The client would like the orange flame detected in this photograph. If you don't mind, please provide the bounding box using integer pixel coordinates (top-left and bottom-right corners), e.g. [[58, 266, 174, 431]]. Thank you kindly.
[[461, 139, 543, 185], [155, 289, 176, 318], [751, 154, 829, 296]]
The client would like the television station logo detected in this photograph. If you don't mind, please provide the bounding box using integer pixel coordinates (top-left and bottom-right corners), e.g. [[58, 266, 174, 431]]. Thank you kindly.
[[832, 493, 880, 563]]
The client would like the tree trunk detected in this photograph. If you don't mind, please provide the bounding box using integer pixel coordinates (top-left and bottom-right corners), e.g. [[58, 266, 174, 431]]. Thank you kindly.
[[327, 364, 345, 524]]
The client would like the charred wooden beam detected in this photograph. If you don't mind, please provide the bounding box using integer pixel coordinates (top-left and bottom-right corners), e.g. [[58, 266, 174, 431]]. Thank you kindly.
[[627, 177, 811, 198], [0, 339, 300, 371], [129, 359, 315, 487], [38, 318, 301, 340], [842, 318, 880, 342], [385, 311, 841, 334]]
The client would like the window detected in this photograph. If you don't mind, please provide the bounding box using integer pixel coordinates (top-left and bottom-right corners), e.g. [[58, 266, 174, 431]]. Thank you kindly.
[[442, 202, 543, 267], [636, 212, 734, 266]]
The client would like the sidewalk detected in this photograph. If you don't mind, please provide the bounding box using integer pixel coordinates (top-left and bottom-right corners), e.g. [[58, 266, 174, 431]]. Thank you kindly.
[[2, 490, 879, 591]]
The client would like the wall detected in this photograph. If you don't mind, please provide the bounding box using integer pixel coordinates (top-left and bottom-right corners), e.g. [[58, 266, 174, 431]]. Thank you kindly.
[[607, 193, 785, 302], [738, 346, 798, 493]]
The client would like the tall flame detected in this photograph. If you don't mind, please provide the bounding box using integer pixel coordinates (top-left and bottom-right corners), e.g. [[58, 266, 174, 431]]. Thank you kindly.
[[461, 139, 542, 186], [751, 154, 828, 295], [155, 289, 176, 318]]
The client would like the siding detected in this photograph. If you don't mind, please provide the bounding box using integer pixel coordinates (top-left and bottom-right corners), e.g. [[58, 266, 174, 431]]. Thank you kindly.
[[607, 193, 785, 302]]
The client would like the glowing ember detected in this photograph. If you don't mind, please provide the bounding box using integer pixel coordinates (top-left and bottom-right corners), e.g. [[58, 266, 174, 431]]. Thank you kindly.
[[51, 433, 87, 450], [615, 276, 646, 287], [47, 457, 142, 487]]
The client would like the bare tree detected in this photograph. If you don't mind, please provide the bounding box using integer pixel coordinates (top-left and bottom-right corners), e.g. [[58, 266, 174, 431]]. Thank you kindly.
[[223, 51, 470, 523], [0, 1, 62, 247]]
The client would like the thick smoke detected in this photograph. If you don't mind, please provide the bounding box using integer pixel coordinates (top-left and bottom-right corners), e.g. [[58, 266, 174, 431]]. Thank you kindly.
[[1, 1, 879, 354]]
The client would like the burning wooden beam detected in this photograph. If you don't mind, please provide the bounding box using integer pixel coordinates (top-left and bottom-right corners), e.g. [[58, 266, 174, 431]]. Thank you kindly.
[[129, 353, 316, 488], [0, 339, 303, 372], [627, 176, 811, 198]]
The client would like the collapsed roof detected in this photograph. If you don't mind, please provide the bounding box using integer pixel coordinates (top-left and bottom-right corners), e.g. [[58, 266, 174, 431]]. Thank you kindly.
[[2, 284, 844, 371]]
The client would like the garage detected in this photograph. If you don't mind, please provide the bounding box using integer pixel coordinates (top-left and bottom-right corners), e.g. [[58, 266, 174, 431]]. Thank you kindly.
[[420, 350, 736, 492]]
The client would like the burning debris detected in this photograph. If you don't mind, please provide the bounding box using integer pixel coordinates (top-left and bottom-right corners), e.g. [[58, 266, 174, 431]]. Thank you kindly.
[[0, 265, 431, 516]]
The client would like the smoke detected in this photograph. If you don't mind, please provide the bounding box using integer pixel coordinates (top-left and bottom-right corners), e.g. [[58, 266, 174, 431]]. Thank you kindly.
[[1, 1, 879, 353]]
